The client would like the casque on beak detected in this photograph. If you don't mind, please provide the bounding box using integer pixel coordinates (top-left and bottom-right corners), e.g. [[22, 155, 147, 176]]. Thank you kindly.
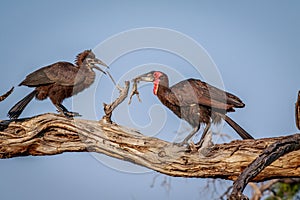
[[92, 58, 109, 74], [135, 71, 155, 82]]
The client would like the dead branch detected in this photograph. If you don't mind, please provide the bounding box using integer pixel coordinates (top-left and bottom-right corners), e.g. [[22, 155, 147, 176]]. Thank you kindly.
[[0, 113, 299, 181], [102, 81, 129, 123], [248, 180, 279, 200], [229, 134, 300, 199], [248, 178, 300, 200], [0, 87, 14, 102], [296, 91, 300, 130]]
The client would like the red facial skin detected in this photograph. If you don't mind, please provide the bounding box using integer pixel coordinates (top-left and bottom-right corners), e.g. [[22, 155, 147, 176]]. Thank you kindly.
[[153, 71, 163, 95]]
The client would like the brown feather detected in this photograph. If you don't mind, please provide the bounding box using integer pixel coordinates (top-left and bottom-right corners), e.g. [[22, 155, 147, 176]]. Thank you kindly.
[[150, 71, 253, 143], [8, 50, 104, 119]]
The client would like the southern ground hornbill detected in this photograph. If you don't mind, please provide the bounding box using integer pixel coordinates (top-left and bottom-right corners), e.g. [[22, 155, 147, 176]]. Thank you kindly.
[[8, 50, 108, 119], [135, 71, 254, 147]]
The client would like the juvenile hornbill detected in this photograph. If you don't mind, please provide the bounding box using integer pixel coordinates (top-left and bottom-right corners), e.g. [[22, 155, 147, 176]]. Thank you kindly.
[[8, 50, 108, 119], [136, 71, 254, 147]]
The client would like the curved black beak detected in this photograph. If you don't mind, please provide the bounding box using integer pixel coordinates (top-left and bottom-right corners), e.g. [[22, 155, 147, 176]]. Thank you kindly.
[[135, 71, 155, 82], [94, 58, 109, 68], [92, 58, 109, 74]]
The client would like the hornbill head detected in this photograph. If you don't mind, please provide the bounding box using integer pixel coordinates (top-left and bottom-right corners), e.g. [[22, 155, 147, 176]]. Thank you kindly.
[[136, 71, 168, 95], [76, 50, 108, 74]]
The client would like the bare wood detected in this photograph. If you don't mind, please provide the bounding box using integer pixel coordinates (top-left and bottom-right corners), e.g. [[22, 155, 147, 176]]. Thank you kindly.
[[229, 134, 300, 199], [296, 91, 300, 130], [0, 87, 14, 102], [0, 113, 299, 182], [103, 81, 129, 123], [248, 180, 279, 200]]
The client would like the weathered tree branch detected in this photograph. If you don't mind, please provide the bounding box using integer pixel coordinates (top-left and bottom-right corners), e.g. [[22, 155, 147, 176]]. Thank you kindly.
[[248, 180, 279, 200], [225, 91, 300, 199], [296, 91, 300, 130], [0, 113, 299, 181], [229, 134, 300, 199], [0, 87, 14, 102], [102, 81, 129, 123]]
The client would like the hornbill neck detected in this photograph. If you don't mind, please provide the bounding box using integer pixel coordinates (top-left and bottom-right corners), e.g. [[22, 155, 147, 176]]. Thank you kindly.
[[155, 75, 171, 99], [156, 85, 174, 106]]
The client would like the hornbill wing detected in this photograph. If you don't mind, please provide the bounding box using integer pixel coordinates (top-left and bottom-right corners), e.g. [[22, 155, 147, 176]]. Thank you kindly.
[[43, 62, 85, 86], [20, 62, 84, 87], [169, 79, 245, 110], [19, 66, 55, 87]]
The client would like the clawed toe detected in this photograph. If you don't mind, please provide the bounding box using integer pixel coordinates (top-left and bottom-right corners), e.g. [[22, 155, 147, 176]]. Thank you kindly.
[[173, 141, 202, 152], [174, 142, 188, 147], [58, 110, 81, 118], [174, 142, 198, 152], [65, 111, 81, 118]]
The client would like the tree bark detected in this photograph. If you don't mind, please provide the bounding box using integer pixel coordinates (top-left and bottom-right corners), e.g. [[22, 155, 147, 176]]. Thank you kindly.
[[296, 91, 300, 130], [0, 113, 299, 182], [0, 87, 14, 102], [230, 134, 300, 199]]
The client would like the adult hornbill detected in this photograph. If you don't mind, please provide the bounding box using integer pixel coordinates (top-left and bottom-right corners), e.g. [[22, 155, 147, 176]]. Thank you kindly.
[[8, 50, 108, 119], [136, 71, 254, 147]]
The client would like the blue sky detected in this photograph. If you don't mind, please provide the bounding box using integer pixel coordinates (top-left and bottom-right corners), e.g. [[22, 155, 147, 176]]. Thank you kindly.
[[0, 1, 299, 200]]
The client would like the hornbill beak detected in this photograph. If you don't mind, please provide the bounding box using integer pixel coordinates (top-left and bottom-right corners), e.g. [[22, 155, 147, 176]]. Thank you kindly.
[[92, 58, 109, 74], [135, 71, 155, 82]]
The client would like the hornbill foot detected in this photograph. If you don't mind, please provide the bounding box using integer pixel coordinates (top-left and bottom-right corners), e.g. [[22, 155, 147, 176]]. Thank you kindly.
[[194, 135, 214, 151], [55, 104, 81, 118], [174, 142, 199, 152], [64, 111, 81, 118], [57, 110, 82, 118], [173, 141, 189, 147], [173, 142, 190, 152], [194, 139, 204, 149], [189, 142, 199, 153], [173, 141, 198, 152]]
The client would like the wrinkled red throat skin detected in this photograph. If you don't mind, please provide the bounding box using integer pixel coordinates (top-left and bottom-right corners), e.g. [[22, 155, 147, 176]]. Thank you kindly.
[[153, 79, 160, 95]]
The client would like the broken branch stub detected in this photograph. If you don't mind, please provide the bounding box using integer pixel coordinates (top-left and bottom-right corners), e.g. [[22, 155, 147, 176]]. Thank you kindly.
[[102, 81, 130, 123], [0, 87, 14, 102], [296, 91, 300, 130]]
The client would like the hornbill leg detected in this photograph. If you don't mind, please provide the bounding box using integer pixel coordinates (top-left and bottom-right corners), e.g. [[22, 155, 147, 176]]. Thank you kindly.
[[176, 125, 200, 146], [195, 122, 211, 148], [55, 103, 81, 118]]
